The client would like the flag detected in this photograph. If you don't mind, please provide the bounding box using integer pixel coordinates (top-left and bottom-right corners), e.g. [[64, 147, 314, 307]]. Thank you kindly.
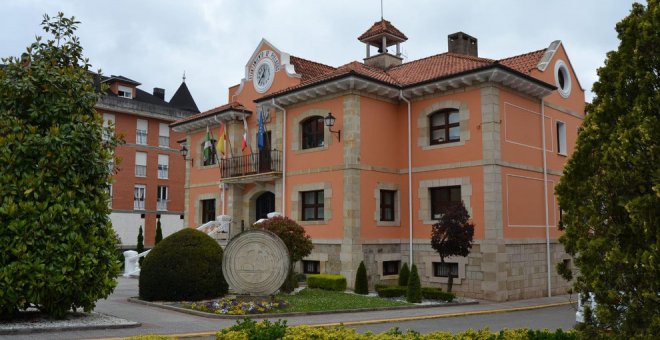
[[216, 122, 227, 158], [257, 108, 265, 150], [203, 126, 212, 162], [241, 115, 249, 151]]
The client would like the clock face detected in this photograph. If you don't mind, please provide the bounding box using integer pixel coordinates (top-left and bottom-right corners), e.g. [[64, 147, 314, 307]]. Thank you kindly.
[[253, 59, 275, 93]]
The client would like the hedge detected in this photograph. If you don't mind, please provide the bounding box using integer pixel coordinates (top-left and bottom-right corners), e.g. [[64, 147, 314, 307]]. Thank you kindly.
[[306, 274, 347, 291], [421, 287, 455, 302], [376, 285, 406, 298]]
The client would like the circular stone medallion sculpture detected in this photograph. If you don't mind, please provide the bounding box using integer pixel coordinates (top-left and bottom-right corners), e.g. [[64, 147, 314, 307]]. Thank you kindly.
[[222, 229, 290, 296]]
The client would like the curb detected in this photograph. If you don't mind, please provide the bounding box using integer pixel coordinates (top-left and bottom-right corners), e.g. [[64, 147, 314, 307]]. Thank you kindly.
[[0, 318, 141, 336]]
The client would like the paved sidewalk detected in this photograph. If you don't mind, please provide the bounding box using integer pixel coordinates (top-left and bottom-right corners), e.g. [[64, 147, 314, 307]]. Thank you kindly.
[[1, 277, 576, 340]]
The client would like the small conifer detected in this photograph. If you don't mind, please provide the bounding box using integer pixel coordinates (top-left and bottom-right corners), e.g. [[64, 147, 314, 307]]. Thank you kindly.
[[398, 262, 410, 286], [354, 261, 369, 294], [406, 264, 422, 303]]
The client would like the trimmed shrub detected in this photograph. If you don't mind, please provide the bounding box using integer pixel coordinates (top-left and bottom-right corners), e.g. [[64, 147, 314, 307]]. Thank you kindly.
[[354, 261, 369, 294], [421, 287, 455, 302], [155, 218, 163, 245], [398, 262, 410, 286], [376, 285, 406, 298], [406, 264, 422, 303], [306, 274, 347, 291], [137, 225, 145, 265], [139, 228, 227, 301], [217, 318, 287, 339]]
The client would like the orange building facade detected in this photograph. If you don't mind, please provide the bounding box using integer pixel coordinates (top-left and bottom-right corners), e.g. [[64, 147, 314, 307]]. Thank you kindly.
[[172, 21, 584, 301], [98, 75, 199, 247]]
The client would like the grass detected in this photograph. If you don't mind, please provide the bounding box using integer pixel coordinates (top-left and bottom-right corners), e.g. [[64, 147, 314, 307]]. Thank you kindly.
[[275, 288, 411, 313]]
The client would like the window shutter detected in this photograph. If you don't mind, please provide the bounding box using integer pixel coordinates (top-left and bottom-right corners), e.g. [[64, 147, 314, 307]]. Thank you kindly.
[[135, 152, 147, 166], [137, 119, 148, 132], [159, 123, 169, 137], [158, 154, 169, 166]]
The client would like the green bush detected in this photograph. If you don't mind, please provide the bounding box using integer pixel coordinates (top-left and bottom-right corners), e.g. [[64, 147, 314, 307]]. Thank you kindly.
[[354, 261, 369, 294], [421, 287, 455, 302], [398, 262, 410, 286], [306, 274, 347, 291], [155, 218, 163, 245], [0, 13, 121, 318], [376, 285, 406, 298], [406, 264, 422, 303], [217, 318, 287, 340], [139, 228, 227, 301]]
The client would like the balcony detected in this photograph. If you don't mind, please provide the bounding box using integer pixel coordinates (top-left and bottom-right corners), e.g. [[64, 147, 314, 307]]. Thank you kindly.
[[220, 150, 282, 183]]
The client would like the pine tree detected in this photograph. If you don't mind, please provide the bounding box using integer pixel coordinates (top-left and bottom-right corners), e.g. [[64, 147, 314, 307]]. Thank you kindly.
[[354, 261, 369, 294], [155, 218, 163, 245], [555, 1, 659, 337], [398, 262, 410, 286], [406, 264, 421, 303]]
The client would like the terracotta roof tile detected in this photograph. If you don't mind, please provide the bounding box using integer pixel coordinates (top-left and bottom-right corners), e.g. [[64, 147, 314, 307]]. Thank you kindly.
[[498, 49, 545, 74], [172, 102, 251, 126], [387, 53, 494, 86], [358, 19, 408, 42], [289, 56, 336, 82]]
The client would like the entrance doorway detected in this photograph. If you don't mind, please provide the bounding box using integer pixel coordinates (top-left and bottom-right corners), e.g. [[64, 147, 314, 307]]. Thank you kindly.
[[255, 192, 275, 221]]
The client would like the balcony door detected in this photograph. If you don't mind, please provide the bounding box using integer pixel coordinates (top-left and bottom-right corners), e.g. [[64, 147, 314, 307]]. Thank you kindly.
[[258, 131, 272, 173], [255, 192, 275, 221]]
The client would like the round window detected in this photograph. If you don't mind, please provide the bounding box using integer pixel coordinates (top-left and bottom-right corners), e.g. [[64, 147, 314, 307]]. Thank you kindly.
[[554, 60, 571, 98]]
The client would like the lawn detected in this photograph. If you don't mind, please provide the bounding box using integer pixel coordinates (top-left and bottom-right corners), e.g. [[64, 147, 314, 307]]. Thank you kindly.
[[275, 288, 411, 313]]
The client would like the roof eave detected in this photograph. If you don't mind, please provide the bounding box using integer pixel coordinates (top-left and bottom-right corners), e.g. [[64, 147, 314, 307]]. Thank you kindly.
[[171, 109, 252, 133]]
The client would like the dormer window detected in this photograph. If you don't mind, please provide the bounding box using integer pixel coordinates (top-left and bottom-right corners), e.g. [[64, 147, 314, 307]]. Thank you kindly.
[[118, 85, 133, 99]]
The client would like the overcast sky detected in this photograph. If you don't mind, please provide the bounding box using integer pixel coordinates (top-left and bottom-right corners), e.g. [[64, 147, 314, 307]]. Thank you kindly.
[[1, 0, 638, 111]]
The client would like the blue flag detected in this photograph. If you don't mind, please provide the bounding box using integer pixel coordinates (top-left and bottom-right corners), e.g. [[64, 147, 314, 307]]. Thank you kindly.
[[257, 108, 265, 150]]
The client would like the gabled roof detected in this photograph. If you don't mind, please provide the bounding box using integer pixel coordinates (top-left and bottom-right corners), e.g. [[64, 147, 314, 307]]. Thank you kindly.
[[289, 56, 336, 82], [499, 49, 546, 74], [171, 102, 251, 129], [358, 19, 408, 42], [388, 53, 495, 86], [102, 75, 141, 86], [170, 82, 200, 113]]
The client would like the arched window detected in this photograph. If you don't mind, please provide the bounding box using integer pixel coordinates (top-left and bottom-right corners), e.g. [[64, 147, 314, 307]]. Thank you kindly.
[[301, 116, 324, 149], [201, 139, 217, 166], [429, 109, 460, 145]]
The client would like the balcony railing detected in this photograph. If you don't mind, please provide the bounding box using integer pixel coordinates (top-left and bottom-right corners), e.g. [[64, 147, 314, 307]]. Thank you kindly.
[[220, 150, 282, 179]]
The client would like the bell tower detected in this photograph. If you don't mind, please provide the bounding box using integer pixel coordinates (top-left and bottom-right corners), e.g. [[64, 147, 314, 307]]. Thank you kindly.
[[358, 19, 408, 69]]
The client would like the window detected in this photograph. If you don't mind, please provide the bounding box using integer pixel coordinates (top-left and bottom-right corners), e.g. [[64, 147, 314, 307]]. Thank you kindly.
[[383, 260, 400, 276], [302, 260, 320, 274], [301, 116, 324, 149], [301, 190, 324, 221], [554, 60, 572, 98], [429, 109, 460, 145], [430, 186, 461, 220], [433, 262, 458, 278], [118, 85, 133, 99], [136, 119, 148, 145], [135, 152, 147, 177], [380, 190, 396, 221], [157, 154, 169, 179], [556, 121, 567, 155], [134, 185, 146, 210], [202, 139, 218, 166], [102, 113, 115, 141], [157, 186, 168, 211], [201, 199, 216, 224], [159, 123, 170, 147]]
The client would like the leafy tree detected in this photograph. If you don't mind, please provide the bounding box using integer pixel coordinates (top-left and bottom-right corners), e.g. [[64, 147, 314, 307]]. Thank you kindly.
[[155, 217, 163, 245], [406, 264, 421, 303], [0, 13, 120, 318], [257, 216, 313, 293], [555, 1, 659, 337], [430, 201, 474, 292], [398, 262, 410, 286], [354, 261, 368, 294], [137, 225, 144, 265]]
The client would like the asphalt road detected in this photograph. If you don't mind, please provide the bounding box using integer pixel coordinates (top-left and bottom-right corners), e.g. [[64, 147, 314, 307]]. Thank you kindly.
[[349, 304, 577, 334]]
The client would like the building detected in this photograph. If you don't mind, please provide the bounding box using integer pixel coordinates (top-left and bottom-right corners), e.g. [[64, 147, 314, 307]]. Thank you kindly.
[[98, 75, 199, 247], [171, 19, 584, 301]]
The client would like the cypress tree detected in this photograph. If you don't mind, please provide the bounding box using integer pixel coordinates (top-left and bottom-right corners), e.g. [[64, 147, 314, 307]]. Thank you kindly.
[[398, 262, 410, 286], [406, 264, 422, 303], [155, 218, 163, 245], [354, 261, 369, 294], [137, 225, 144, 265]]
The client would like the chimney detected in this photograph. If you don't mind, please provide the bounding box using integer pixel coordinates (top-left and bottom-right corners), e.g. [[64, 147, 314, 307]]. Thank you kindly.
[[153, 87, 165, 100], [448, 32, 478, 57]]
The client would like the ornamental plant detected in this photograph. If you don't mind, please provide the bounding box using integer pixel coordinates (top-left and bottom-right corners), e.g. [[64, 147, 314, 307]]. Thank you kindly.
[[155, 217, 163, 245], [136, 225, 144, 265], [0, 13, 121, 318], [406, 264, 422, 303], [398, 262, 410, 286], [430, 201, 474, 292], [354, 261, 369, 294]]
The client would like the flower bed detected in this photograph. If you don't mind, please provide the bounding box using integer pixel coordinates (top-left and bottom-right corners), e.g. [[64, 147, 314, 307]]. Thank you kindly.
[[182, 297, 288, 315]]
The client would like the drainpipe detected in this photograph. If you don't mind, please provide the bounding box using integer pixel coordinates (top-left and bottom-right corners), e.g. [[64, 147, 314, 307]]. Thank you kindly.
[[399, 91, 413, 266], [271, 99, 287, 216], [541, 98, 551, 297]]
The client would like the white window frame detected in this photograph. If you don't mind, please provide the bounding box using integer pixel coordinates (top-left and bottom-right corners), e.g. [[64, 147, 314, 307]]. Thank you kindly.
[[136, 119, 148, 145], [159, 123, 170, 147], [556, 120, 567, 155], [157, 154, 169, 179], [157, 185, 168, 211], [135, 152, 147, 177], [134, 185, 146, 210], [118, 85, 133, 99]]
